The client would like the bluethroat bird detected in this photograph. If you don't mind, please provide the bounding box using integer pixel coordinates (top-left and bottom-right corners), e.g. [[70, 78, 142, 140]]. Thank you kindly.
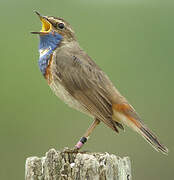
[[31, 11, 168, 154]]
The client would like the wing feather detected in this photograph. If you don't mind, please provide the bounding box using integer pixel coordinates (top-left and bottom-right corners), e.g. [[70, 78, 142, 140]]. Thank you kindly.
[[52, 46, 123, 132]]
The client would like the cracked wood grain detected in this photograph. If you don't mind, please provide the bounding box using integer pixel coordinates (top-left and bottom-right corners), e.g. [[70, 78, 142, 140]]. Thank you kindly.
[[25, 148, 131, 180]]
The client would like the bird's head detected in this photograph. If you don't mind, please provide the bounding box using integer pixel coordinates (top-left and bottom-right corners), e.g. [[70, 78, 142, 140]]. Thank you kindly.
[[31, 11, 76, 44], [31, 11, 77, 76]]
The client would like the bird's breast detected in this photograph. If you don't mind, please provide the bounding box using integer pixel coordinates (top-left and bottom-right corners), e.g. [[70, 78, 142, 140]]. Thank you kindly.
[[48, 48, 84, 113], [49, 71, 90, 116], [38, 48, 53, 84], [38, 32, 63, 84]]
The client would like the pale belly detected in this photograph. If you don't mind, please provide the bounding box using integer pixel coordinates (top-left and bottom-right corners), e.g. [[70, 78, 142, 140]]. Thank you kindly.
[[49, 80, 91, 116]]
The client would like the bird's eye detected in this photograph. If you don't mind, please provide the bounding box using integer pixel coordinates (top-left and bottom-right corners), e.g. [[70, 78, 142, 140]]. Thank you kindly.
[[57, 23, 65, 29]]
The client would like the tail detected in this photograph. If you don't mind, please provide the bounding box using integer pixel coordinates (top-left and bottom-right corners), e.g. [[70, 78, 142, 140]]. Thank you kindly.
[[138, 125, 168, 154], [112, 103, 168, 155]]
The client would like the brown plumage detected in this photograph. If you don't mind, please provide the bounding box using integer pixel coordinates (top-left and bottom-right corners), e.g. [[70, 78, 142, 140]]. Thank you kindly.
[[32, 12, 168, 154]]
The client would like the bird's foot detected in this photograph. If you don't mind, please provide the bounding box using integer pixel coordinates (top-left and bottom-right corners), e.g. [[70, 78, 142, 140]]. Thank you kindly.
[[63, 147, 79, 154], [63, 147, 89, 154]]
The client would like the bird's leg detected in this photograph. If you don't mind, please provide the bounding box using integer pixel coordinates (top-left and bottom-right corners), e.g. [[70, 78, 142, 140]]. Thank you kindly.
[[75, 118, 100, 150]]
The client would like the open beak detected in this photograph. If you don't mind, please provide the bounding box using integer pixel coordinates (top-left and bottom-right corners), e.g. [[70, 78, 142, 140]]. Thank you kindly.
[[31, 11, 52, 34]]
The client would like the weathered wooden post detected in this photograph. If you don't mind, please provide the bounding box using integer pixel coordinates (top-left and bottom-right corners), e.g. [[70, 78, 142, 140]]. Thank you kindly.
[[25, 148, 131, 180]]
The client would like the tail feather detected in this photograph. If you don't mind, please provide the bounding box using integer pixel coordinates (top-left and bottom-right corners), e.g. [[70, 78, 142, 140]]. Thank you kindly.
[[112, 103, 168, 154], [139, 125, 168, 154]]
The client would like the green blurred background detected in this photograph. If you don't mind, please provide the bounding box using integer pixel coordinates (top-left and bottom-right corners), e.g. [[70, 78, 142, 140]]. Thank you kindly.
[[0, 0, 173, 179]]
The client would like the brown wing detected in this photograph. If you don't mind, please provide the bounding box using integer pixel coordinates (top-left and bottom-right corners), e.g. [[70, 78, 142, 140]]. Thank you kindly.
[[51, 43, 168, 154], [52, 45, 124, 133]]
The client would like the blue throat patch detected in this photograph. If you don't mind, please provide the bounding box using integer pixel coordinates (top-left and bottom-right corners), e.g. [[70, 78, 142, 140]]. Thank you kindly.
[[38, 32, 63, 76]]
